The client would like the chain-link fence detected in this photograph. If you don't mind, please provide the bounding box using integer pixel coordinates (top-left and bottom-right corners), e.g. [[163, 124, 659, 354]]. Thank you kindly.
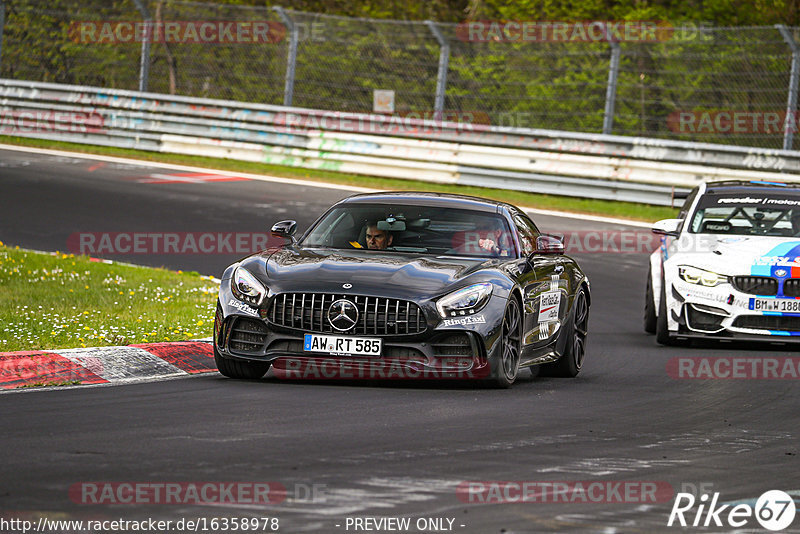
[[1, 0, 799, 150]]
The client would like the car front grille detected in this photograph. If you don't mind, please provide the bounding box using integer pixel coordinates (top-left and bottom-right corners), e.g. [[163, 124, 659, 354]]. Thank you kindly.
[[228, 317, 269, 353], [782, 279, 800, 297], [732, 315, 800, 331], [731, 276, 777, 295], [268, 293, 427, 335]]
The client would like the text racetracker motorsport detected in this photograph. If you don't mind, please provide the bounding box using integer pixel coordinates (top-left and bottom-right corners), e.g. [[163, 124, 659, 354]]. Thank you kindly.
[[337, 517, 462, 531]]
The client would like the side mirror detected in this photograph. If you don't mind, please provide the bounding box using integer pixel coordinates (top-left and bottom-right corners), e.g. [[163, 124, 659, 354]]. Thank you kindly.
[[271, 220, 297, 241], [652, 218, 683, 237], [534, 235, 565, 255]]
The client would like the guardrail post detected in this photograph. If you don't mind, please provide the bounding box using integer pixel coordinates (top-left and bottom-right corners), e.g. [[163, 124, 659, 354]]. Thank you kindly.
[[0, 0, 6, 74], [603, 40, 621, 135], [131, 0, 152, 92], [777, 25, 799, 151], [425, 20, 449, 118], [273, 7, 298, 107]]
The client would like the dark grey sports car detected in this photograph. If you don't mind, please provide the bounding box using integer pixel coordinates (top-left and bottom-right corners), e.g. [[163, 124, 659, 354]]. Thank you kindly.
[[213, 192, 590, 387]]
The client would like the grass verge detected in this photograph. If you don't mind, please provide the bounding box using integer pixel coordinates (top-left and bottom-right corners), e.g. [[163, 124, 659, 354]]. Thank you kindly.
[[0, 135, 679, 222], [0, 244, 217, 352]]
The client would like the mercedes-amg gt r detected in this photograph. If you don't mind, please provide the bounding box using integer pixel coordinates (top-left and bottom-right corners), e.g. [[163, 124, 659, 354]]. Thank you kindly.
[[214, 192, 590, 387]]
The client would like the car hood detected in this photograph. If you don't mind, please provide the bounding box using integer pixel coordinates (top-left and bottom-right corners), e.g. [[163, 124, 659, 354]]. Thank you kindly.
[[670, 235, 800, 275], [242, 246, 506, 299]]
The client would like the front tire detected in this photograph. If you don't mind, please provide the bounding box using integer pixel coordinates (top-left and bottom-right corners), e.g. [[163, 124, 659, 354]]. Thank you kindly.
[[492, 298, 522, 388], [214, 344, 271, 379], [548, 287, 589, 378], [655, 274, 675, 346], [643, 270, 657, 334]]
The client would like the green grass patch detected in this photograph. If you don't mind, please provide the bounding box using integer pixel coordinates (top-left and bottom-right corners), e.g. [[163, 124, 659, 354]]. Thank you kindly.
[[0, 135, 679, 222], [0, 244, 217, 352]]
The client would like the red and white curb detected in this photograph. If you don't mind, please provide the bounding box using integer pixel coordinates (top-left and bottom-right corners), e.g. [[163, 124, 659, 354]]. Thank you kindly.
[[0, 341, 217, 391]]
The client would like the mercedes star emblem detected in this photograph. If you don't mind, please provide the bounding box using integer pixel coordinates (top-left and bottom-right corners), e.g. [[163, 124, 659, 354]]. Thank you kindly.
[[327, 299, 359, 331]]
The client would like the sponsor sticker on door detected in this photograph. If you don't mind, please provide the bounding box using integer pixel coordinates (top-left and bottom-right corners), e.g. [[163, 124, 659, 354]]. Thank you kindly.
[[538, 291, 561, 322]]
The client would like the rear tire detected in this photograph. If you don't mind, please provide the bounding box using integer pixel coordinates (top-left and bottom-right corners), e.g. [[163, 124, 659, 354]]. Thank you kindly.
[[214, 344, 270, 379], [643, 270, 657, 334]]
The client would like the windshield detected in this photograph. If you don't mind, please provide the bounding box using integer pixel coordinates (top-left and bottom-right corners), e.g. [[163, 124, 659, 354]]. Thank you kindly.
[[300, 203, 516, 258], [690, 194, 800, 237]]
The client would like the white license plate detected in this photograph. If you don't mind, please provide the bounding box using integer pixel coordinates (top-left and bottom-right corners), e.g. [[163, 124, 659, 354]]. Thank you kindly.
[[303, 334, 382, 356], [749, 298, 800, 313]]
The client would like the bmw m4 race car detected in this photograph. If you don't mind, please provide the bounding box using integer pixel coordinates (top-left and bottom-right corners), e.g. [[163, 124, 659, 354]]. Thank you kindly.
[[645, 180, 800, 345], [214, 192, 590, 387]]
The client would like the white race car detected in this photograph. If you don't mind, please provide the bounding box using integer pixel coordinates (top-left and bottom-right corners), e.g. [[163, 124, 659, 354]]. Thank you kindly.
[[645, 180, 800, 345]]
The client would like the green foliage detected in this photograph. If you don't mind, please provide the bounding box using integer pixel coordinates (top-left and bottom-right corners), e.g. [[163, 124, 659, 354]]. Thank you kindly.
[[1, 0, 798, 148]]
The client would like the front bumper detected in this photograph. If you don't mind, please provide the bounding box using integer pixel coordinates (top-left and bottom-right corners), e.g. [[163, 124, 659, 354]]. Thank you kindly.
[[216, 313, 491, 378], [664, 278, 800, 341]]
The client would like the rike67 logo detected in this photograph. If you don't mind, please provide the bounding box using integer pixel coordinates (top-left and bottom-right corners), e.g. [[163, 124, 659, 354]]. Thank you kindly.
[[668, 490, 796, 531]]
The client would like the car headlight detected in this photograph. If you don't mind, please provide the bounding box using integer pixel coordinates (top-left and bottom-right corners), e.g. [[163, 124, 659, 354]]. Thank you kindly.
[[678, 266, 727, 287], [231, 266, 267, 306], [436, 283, 493, 318]]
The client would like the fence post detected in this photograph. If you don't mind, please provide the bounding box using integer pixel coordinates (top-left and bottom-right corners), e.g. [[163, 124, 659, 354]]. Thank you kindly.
[[131, 0, 152, 92], [777, 25, 799, 151], [0, 0, 5, 74], [273, 6, 298, 107], [425, 20, 449, 118], [603, 40, 621, 135]]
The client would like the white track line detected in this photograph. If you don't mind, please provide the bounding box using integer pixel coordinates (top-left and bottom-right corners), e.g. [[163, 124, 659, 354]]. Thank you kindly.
[[0, 143, 375, 193], [0, 143, 658, 228]]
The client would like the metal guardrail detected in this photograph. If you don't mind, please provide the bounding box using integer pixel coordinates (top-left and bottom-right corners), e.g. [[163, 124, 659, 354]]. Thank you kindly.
[[3, 78, 800, 205]]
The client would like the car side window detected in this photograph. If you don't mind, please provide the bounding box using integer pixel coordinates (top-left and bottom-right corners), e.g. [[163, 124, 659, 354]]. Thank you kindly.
[[513, 214, 537, 256]]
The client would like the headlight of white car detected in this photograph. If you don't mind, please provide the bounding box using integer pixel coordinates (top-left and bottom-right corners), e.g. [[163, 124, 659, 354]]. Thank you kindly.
[[436, 283, 493, 318], [231, 265, 267, 306], [678, 266, 728, 287]]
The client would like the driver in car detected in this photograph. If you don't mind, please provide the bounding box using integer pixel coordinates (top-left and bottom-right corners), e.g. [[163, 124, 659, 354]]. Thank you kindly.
[[474, 223, 512, 256], [366, 223, 394, 250]]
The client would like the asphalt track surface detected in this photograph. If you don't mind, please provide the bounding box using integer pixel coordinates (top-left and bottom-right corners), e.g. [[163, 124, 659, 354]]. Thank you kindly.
[[1, 146, 799, 533]]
